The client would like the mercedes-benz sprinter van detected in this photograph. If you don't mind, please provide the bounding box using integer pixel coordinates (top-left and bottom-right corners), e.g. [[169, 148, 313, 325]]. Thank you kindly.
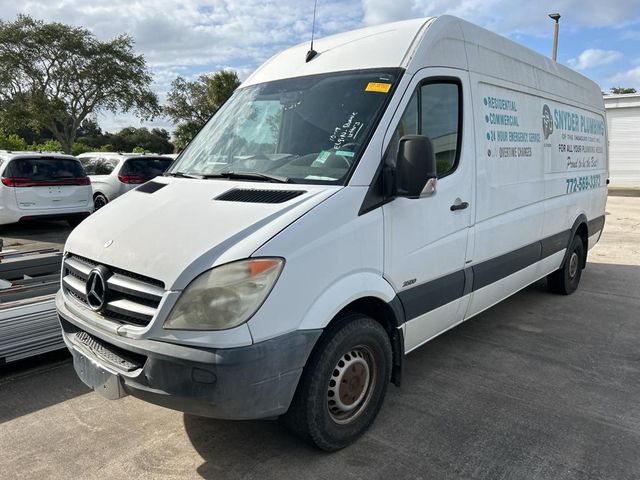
[[57, 16, 608, 450]]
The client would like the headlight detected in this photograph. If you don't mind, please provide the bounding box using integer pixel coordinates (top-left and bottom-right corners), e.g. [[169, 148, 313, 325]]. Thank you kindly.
[[163, 258, 284, 331]]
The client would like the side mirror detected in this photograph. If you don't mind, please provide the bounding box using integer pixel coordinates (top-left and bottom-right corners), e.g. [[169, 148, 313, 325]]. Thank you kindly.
[[395, 135, 437, 198]]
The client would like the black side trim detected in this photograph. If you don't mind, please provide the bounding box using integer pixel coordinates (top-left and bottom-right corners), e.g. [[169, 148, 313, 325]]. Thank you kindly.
[[540, 230, 572, 259], [398, 269, 465, 319], [388, 296, 407, 327], [560, 214, 588, 268], [463, 267, 474, 296], [473, 242, 541, 291], [394, 228, 574, 321], [136, 181, 167, 194], [588, 215, 605, 235]]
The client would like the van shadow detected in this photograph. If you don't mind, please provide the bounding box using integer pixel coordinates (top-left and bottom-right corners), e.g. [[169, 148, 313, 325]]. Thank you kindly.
[[0, 349, 90, 424], [184, 262, 640, 479], [183, 415, 322, 479]]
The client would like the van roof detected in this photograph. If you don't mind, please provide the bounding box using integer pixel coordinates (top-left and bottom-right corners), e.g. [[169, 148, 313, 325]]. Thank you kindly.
[[243, 18, 433, 87], [242, 15, 603, 111]]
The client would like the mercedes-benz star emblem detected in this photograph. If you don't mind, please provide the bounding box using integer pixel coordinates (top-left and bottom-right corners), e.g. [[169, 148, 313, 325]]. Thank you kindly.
[[85, 266, 110, 312]]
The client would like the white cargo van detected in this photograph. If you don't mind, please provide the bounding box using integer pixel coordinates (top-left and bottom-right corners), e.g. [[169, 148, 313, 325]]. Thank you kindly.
[[57, 16, 608, 450]]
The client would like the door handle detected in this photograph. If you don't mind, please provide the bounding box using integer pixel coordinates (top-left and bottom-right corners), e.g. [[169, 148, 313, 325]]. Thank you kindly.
[[450, 201, 469, 211]]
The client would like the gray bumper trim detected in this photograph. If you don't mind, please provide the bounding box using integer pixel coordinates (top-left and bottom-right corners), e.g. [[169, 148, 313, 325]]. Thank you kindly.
[[59, 312, 322, 420]]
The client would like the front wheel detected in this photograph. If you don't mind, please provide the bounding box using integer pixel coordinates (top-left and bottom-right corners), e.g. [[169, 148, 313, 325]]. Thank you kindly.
[[547, 234, 585, 295], [282, 314, 392, 451]]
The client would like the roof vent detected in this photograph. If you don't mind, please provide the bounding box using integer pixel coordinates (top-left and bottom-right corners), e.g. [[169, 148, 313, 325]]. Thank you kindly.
[[215, 188, 306, 204], [136, 181, 167, 194]]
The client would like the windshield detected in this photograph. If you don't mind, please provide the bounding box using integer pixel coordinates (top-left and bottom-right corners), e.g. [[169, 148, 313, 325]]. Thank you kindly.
[[168, 69, 401, 184]]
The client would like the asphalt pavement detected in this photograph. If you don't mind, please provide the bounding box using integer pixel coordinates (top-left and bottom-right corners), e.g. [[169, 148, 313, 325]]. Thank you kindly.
[[0, 196, 639, 479]]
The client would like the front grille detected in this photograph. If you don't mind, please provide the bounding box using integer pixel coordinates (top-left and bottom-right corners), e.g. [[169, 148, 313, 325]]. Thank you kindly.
[[62, 253, 165, 328]]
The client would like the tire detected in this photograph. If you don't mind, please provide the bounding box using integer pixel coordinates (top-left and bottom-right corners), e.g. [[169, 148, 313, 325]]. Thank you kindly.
[[547, 234, 585, 295], [94, 193, 108, 211], [282, 313, 392, 451]]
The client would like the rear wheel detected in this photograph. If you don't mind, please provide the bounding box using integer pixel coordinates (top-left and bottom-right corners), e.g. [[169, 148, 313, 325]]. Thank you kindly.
[[547, 234, 585, 295], [94, 193, 108, 211], [282, 314, 392, 451]]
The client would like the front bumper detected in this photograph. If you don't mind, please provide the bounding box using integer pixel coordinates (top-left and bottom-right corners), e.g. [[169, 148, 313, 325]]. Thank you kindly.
[[57, 295, 321, 420]]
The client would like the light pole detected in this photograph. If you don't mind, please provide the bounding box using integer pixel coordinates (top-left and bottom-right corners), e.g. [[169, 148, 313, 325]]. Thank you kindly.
[[549, 13, 561, 61]]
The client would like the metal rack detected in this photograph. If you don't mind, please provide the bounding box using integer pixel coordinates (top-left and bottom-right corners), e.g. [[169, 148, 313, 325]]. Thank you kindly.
[[0, 248, 63, 364]]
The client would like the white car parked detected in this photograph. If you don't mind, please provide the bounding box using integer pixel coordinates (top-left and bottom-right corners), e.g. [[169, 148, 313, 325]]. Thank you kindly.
[[0, 151, 92, 226], [77, 152, 174, 210]]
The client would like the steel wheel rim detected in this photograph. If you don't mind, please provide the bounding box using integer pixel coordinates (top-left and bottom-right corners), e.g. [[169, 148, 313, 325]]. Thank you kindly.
[[327, 345, 377, 425], [569, 251, 579, 278]]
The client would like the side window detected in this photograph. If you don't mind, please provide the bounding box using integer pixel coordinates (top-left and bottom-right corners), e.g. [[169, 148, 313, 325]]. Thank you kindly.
[[387, 91, 418, 164], [421, 83, 460, 176], [81, 157, 116, 175], [387, 80, 461, 177]]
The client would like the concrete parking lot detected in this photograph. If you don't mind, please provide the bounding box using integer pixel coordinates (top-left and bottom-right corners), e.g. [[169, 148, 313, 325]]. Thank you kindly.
[[1, 195, 639, 480]]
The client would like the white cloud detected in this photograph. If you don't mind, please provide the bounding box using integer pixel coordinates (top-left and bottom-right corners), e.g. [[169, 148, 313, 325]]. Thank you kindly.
[[567, 49, 623, 70], [2, 0, 639, 132], [608, 66, 640, 90], [0, 0, 366, 133], [361, 0, 640, 35], [0, 1, 363, 68]]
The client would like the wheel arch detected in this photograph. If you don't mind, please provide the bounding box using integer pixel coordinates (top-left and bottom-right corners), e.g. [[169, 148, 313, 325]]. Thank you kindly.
[[299, 274, 406, 388], [326, 296, 405, 387], [565, 214, 589, 268]]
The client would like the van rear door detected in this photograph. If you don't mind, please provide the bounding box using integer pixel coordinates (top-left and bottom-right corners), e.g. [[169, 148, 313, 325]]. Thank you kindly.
[[382, 69, 475, 351], [2, 157, 90, 210]]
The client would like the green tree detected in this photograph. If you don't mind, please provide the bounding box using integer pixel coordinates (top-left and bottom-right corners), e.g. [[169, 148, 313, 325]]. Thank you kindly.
[[109, 127, 174, 154], [0, 131, 27, 150], [75, 119, 106, 147], [0, 15, 160, 154], [72, 142, 93, 156], [29, 139, 63, 152], [610, 87, 637, 94], [165, 70, 240, 150]]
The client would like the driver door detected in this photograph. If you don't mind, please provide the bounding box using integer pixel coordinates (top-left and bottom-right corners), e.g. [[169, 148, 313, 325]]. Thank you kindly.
[[382, 68, 475, 352]]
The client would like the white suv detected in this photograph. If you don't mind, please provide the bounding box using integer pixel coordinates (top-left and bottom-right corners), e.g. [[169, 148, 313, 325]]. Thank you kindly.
[[0, 151, 93, 226], [77, 152, 174, 210]]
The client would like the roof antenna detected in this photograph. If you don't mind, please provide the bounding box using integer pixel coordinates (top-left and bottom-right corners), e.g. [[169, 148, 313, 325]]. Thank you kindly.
[[305, 0, 318, 62]]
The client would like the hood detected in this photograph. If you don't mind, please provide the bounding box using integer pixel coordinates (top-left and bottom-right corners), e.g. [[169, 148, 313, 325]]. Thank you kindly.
[[65, 178, 338, 290]]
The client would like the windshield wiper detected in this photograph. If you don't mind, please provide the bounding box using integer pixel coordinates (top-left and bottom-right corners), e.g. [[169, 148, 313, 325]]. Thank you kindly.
[[164, 171, 201, 179], [200, 171, 293, 183]]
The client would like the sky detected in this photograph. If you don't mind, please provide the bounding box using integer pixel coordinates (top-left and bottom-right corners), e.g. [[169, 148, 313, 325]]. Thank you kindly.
[[1, 0, 639, 135]]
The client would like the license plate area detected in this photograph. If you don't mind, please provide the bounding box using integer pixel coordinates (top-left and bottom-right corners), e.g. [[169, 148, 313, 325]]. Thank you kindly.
[[73, 350, 128, 400]]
